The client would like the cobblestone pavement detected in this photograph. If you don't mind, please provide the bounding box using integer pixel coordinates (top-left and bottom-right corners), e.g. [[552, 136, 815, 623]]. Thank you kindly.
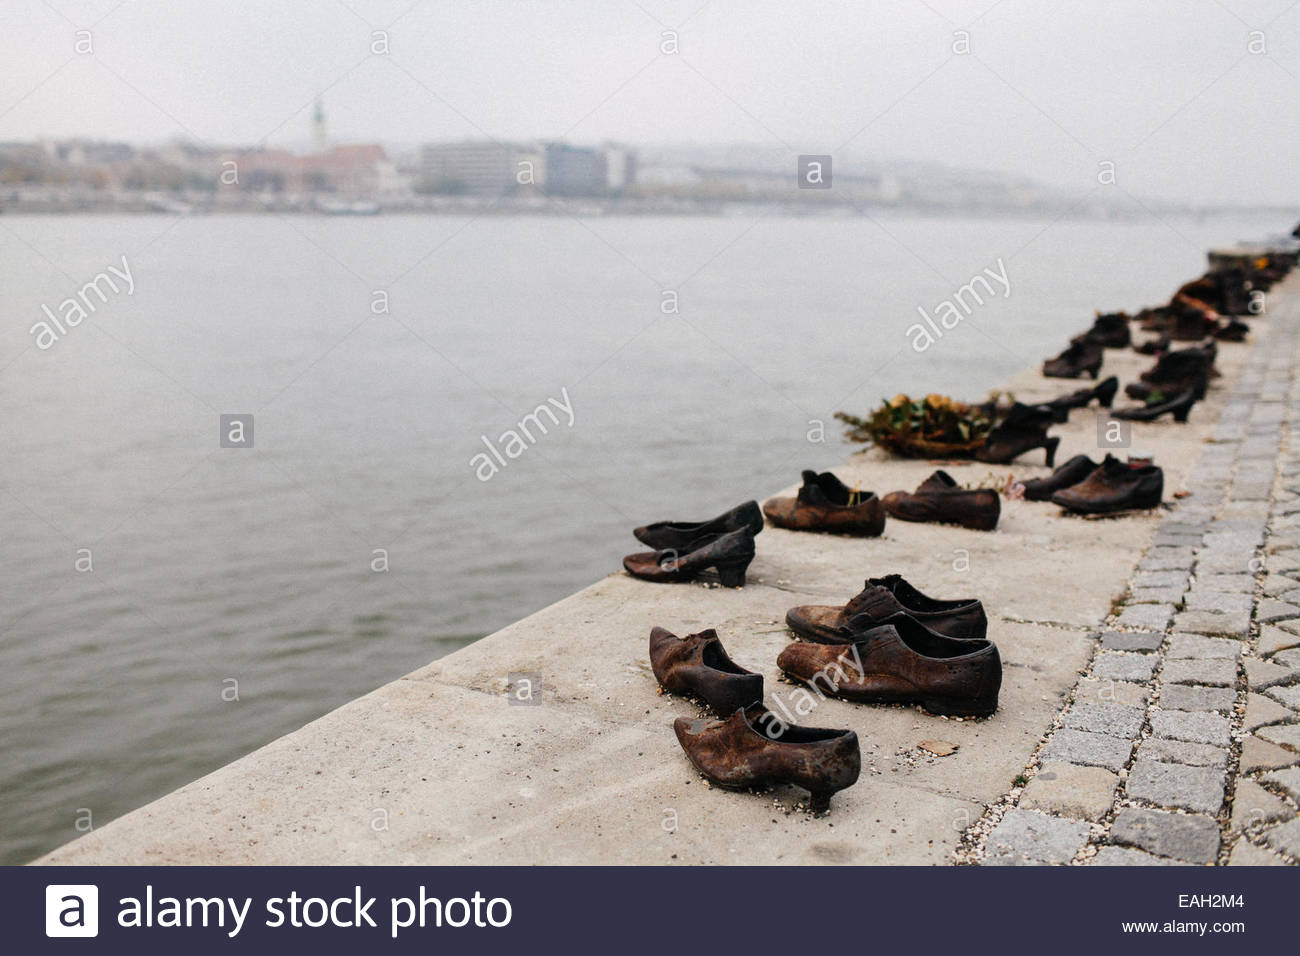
[[963, 294, 1300, 867]]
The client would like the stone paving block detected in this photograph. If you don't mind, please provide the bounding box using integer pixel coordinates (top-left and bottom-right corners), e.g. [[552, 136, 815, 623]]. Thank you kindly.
[[1139, 548, 1197, 572], [984, 809, 1090, 865], [1160, 658, 1237, 687], [1262, 817, 1300, 859], [1133, 570, 1190, 591], [1073, 678, 1149, 708], [1257, 723, 1300, 751], [1182, 591, 1254, 616], [1197, 573, 1255, 593], [1152, 710, 1231, 747], [1152, 533, 1202, 549], [1259, 599, 1300, 624], [1157, 683, 1235, 712], [1019, 762, 1118, 822], [1274, 618, 1300, 638], [1171, 609, 1250, 638], [1126, 760, 1225, 813], [1136, 737, 1228, 769], [1244, 692, 1294, 730], [1258, 625, 1300, 656], [1129, 587, 1184, 605], [1273, 647, 1300, 670], [1063, 700, 1146, 739], [1040, 729, 1133, 771], [1262, 767, 1300, 802], [1110, 807, 1220, 863], [1195, 551, 1255, 576], [1099, 631, 1162, 653], [1267, 550, 1300, 571], [1166, 633, 1242, 659], [1229, 779, 1293, 830], [1092, 652, 1158, 683], [1239, 736, 1300, 773], [1247, 657, 1296, 690], [1263, 572, 1300, 598], [1266, 684, 1300, 711], [1113, 604, 1174, 632], [1227, 838, 1290, 866], [1090, 846, 1191, 866]]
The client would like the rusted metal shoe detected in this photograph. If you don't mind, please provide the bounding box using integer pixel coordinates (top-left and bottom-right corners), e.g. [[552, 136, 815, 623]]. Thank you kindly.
[[1020, 454, 1098, 501], [786, 576, 987, 643], [1044, 376, 1118, 421], [763, 470, 885, 536], [777, 614, 1002, 717], [633, 500, 763, 551], [649, 626, 763, 716], [1050, 455, 1163, 515], [1043, 340, 1103, 379], [672, 703, 860, 813], [1071, 312, 1131, 348], [882, 470, 1000, 531], [623, 527, 755, 587], [974, 402, 1060, 466], [1111, 389, 1197, 423], [1126, 345, 1214, 401]]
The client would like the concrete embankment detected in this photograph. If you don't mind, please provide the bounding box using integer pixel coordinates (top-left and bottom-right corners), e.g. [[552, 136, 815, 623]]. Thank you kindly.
[[37, 274, 1289, 866]]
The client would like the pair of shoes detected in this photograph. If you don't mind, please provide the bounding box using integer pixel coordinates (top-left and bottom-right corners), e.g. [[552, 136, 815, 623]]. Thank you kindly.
[[780, 577, 1001, 717], [650, 627, 860, 813], [975, 403, 1060, 465], [1126, 344, 1215, 401], [883, 471, 1000, 530], [1111, 388, 1198, 422], [1071, 312, 1131, 348], [763, 471, 885, 536], [1023, 454, 1163, 513], [623, 501, 761, 587], [1132, 333, 1171, 356], [1043, 340, 1103, 378], [1043, 376, 1118, 421]]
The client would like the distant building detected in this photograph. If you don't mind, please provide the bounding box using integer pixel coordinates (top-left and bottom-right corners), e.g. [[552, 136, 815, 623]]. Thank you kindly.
[[603, 145, 637, 192], [419, 141, 519, 195], [543, 143, 606, 197]]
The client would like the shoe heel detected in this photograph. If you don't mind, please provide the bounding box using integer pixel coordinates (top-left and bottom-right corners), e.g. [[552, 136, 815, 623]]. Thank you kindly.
[[1096, 377, 1118, 407], [807, 790, 832, 814], [715, 557, 752, 588], [1043, 436, 1060, 468], [1174, 404, 1191, 423]]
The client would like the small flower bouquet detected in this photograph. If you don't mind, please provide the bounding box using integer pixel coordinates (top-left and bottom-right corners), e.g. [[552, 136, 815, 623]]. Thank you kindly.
[[835, 393, 994, 459]]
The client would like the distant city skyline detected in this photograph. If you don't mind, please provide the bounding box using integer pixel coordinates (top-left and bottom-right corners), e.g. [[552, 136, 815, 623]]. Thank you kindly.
[[2, 2, 1298, 205]]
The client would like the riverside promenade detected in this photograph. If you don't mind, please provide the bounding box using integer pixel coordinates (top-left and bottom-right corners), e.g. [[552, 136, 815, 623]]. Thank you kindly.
[[39, 274, 1300, 866]]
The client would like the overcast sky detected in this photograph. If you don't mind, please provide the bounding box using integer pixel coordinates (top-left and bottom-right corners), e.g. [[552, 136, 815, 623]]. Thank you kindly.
[[2, 0, 1298, 204]]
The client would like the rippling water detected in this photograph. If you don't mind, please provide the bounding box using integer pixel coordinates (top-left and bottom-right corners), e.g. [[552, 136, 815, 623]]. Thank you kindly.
[[0, 210, 1283, 862]]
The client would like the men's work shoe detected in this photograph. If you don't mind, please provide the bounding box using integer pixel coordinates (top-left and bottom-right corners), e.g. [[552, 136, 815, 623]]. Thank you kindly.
[[777, 614, 1002, 717], [1042, 340, 1103, 379], [673, 704, 860, 813], [1126, 344, 1214, 401], [1020, 454, 1098, 502], [634, 500, 763, 551], [763, 470, 885, 536], [882, 470, 1000, 531], [649, 626, 763, 716], [1050, 455, 1163, 515], [785, 575, 987, 643], [623, 527, 755, 587], [1071, 312, 1131, 348]]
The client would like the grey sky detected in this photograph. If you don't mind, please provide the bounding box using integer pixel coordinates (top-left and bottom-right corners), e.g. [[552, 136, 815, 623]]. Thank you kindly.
[[2, 0, 1298, 204]]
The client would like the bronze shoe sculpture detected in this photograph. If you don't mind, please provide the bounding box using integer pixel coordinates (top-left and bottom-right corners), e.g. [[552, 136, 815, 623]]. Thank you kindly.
[[633, 500, 763, 551], [763, 470, 885, 536], [672, 703, 860, 813], [1051, 455, 1163, 515], [1070, 312, 1131, 348], [974, 403, 1060, 466], [1020, 454, 1098, 501], [786, 576, 987, 643], [623, 527, 755, 587], [1111, 389, 1196, 423], [649, 626, 763, 716], [1126, 344, 1214, 401], [777, 613, 1002, 717], [1044, 376, 1118, 421], [882, 470, 1000, 531], [1043, 341, 1103, 379]]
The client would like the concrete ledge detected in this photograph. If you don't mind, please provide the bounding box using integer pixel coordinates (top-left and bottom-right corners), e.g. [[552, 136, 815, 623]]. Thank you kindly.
[[37, 306, 1263, 865]]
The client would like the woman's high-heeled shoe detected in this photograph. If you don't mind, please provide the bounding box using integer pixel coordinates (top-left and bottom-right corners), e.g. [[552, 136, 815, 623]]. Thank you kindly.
[[623, 527, 756, 587], [1112, 389, 1197, 423], [974, 403, 1060, 466], [1044, 376, 1118, 421], [649, 627, 763, 716], [633, 500, 762, 551]]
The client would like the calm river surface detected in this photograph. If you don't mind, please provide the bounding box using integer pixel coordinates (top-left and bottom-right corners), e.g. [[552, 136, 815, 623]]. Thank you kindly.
[[0, 211, 1284, 862]]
